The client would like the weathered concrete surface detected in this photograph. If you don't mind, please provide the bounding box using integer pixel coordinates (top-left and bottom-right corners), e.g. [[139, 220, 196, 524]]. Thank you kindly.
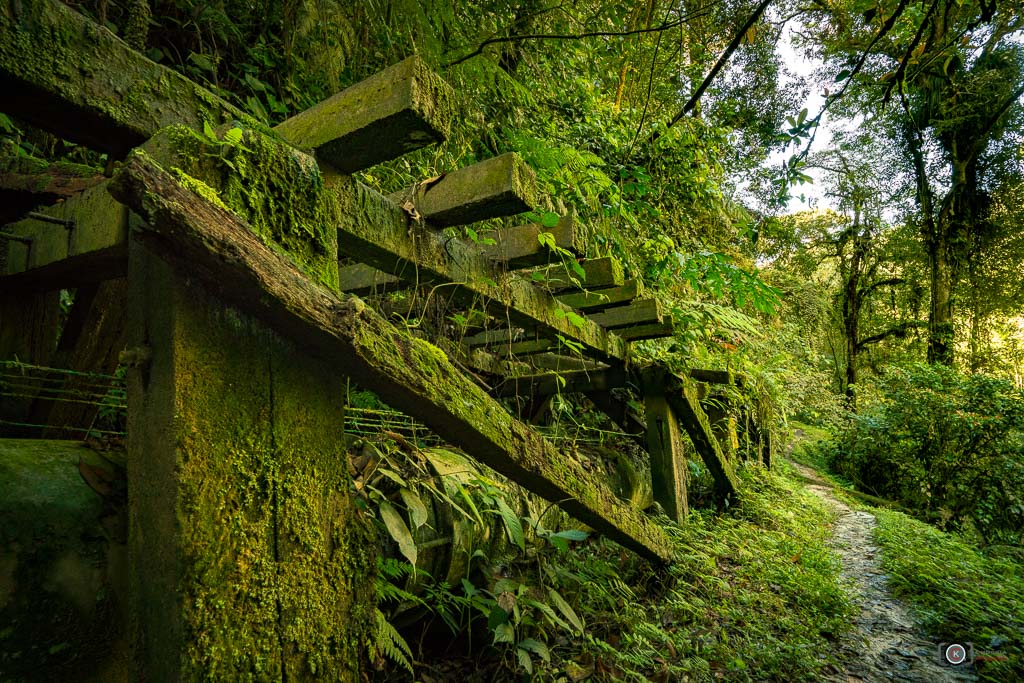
[[587, 298, 662, 329], [0, 0, 261, 156], [2, 179, 128, 289], [0, 439, 128, 682], [127, 236, 373, 682], [27, 279, 128, 438], [337, 215, 582, 295], [664, 372, 739, 503], [110, 151, 672, 563], [492, 366, 628, 398], [390, 153, 538, 227], [338, 262, 403, 295], [479, 215, 584, 268], [616, 321, 675, 341], [142, 125, 341, 291], [531, 256, 625, 290], [274, 56, 454, 173], [643, 368, 689, 524], [556, 280, 641, 311], [0, 142, 105, 223]]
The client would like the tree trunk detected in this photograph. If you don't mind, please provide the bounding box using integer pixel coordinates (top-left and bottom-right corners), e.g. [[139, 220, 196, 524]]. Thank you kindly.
[[927, 236, 956, 365]]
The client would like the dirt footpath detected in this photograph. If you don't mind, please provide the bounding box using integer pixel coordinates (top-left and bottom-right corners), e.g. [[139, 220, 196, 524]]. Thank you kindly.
[[790, 461, 976, 682]]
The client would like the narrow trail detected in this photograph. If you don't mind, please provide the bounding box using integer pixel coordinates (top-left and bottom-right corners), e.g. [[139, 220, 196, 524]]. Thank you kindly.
[[789, 461, 976, 683]]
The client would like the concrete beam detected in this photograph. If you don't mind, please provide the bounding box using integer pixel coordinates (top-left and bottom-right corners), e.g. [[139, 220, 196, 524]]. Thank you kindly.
[[273, 56, 454, 173], [389, 153, 538, 227], [110, 149, 672, 564]]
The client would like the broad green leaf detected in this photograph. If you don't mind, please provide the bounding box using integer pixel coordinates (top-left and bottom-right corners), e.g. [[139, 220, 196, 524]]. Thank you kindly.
[[546, 535, 570, 553], [379, 500, 417, 567], [378, 467, 408, 487], [493, 622, 515, 644], [519, 638, 551, 662], [399, 488, 428, 530], [548, 588, 584, 634], [494, 498, 525, 551], [550, 529, 589, 542], [541, 211, 560, 228], [203, 120, 217, 141], [516, 648, 534, 673]]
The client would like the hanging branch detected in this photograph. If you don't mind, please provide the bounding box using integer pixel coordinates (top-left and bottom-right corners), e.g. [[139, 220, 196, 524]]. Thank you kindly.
[[652, 0, 774, 142], [444, 19, 690, 67]]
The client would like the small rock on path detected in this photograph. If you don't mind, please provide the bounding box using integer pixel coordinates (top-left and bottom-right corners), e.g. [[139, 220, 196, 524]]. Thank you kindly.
[[790, 461, 976, 683]]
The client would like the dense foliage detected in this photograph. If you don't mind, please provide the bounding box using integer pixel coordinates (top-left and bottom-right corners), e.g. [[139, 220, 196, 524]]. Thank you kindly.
[[825, 364, 1024, 544]]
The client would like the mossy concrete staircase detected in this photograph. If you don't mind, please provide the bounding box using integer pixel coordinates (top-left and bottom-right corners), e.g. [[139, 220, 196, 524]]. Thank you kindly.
[[0, 1, 773, 679]]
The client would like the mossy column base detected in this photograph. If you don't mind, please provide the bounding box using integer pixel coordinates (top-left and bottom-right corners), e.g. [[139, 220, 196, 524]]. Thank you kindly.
[[126, 241, 373, 682]]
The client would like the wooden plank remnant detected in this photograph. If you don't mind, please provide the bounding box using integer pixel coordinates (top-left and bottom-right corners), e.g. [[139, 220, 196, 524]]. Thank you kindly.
[[587, 298, 662, 329], [110, 151, 673, 564], [556, 280, 641, 311], [273, 56, 454, 173], [664, 372, 739, 503], [478, 215, 584, 268], [333, 172, 628, 362], [642, 367, 689, 524], [389, 153, 538, 227]]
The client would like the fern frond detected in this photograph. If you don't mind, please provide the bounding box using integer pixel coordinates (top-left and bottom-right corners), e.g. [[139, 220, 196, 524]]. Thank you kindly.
[[373, 608, 414, 673]]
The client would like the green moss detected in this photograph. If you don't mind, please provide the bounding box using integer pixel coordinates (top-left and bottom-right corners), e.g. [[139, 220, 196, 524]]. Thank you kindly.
[[145, 125, 340, 291], [167, 289, 373, 680], [0, 0, 266, 153], [170, 168, 230, 212]]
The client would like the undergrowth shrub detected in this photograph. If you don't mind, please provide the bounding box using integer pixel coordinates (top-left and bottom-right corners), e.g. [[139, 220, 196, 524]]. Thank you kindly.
[[370, 459, 853, 682], [827, 364, 1024, 543]]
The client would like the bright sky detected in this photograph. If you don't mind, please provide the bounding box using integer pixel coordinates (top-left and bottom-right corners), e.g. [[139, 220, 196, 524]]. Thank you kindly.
[[768, 25, 834, 213]]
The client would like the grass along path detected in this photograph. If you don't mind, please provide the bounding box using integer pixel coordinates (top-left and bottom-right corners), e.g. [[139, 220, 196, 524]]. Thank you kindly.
[[789, 460, 976, 682]]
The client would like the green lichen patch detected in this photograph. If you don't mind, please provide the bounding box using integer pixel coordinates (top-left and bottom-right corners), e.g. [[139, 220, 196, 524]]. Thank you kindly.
[[165, 287, 374, 680], [170, 168, 230, 212], [144, 125, 340, 291]]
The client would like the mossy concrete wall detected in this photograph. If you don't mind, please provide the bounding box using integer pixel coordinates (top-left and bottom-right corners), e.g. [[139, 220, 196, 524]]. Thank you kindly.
[[0, 0, 261, 156], [127, 245, 373, 681], [142, 126, 340, 292]]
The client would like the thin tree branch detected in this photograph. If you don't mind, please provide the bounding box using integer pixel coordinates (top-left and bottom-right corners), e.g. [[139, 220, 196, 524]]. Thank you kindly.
[[444, 15, 692, 67], [655, 0, 775, 139], [856, 320, 927, 349], [858, 277, 906, 299]]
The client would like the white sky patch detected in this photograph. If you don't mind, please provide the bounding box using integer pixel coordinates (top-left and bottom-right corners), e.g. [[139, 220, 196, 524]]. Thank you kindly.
[[767, 25, 832, 213]]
